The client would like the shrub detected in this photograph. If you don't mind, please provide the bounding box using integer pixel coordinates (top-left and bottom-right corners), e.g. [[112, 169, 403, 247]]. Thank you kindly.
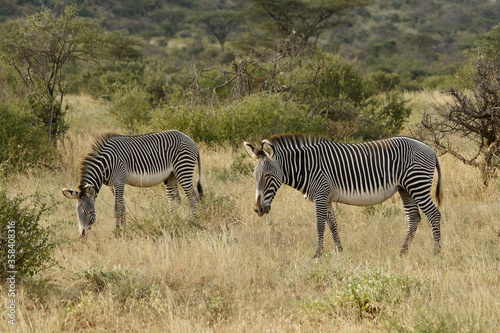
[[291, 52, 412, 140], [0, 190, 55, 280], [153, 94, 329, 144], [0, 101, 55, 174], [108, 84, 153, 134], [302, 269, 425, 319], [26, 88, 69, 143], [357, 91, 412, 140]]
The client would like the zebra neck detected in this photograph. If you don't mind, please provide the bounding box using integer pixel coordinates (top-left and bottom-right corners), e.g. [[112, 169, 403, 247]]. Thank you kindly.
[[79, 155, 112, 195], [276, 150, 310, 194]]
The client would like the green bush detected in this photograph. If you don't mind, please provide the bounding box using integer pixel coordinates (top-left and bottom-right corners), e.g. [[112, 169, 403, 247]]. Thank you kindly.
[[26, 89, 69, 142], [0, 190, 55, 280], [302, 269, 425, 319], [108, 84, 153, 134], [153, 94, 329, 144], [366, 71, 401, 93], [0, 102, 55, 173], [357, 91, 412, 140], [185, 50, 412, 142], [300, 53, 411, 140], [421, 75, 457, 90]]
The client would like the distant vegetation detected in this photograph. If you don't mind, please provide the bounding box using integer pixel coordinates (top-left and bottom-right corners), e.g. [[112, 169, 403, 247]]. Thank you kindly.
[[0, 0, 499, 174], [1, 0, 499, 89]]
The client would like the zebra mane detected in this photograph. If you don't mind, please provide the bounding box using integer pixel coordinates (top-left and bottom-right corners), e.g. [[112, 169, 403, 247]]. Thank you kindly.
[[267, 133, 329, 149], [78, 133, 119, 192], [91, 133, 120, 153]]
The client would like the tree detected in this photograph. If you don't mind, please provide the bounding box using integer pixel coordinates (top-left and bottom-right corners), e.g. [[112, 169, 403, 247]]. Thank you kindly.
[[477, 23, 500, 63], [198, 10, 239, 51], [415, 55, 500, 185], [248, 0, 369, 47], [0, 5, 105, 143], [193, 0, 243, 52]]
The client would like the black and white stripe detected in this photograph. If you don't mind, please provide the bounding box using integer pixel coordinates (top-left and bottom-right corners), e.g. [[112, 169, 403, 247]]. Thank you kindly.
[[74, 130, 203, 233], [245, 134, 443, 257]]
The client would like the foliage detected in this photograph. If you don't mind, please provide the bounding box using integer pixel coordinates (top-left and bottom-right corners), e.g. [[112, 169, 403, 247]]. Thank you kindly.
[[303, 269, 424, 319], [73, 261, 161, 307], [1, 1, 500, 93], [0, 190, 55, 280], [153, 93, 329, 144], [0, 4, 105, 142], [303, 52, 411, 140], [194, 0, 241, 52], [476, 23, 500, 63], [108, 84, 153, 134], [190, 48, 411, 141], [25, 86, 70, 141], [416, 54, 500, 185], [0, 101, 55, 174], [248, 0, 369, 46]]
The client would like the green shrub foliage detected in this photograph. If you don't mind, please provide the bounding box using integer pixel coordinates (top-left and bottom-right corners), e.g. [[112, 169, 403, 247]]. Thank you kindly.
[[0, 190, 55, 280], [0, 102, 55, 174], [166, 51, 412, 143], [153, 94, 329, 144], [108, 84, 153, 134]]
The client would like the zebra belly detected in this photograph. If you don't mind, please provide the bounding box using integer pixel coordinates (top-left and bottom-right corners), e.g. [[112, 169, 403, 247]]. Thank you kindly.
[[127, 169, 172, 187], [337, 186, 399, 206]]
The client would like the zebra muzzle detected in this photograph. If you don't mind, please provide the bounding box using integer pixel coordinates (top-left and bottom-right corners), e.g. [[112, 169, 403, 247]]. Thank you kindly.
[[254, 195, 271, 216]]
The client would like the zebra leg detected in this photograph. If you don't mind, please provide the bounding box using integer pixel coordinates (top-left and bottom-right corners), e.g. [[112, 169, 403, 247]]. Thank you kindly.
[[164, 174, 181, 213], [413, 193, 442, 254], [113, 184, 126, 230], [177, 172, 199, 219], [326, 203, 343, 252], [398, 188, 422, 255], [313, 198, 329, 258]]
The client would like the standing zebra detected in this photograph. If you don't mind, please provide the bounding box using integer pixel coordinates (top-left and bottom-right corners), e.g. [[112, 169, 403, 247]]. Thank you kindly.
[[63, 130, 203, 237], [244, 134, 443, 257]]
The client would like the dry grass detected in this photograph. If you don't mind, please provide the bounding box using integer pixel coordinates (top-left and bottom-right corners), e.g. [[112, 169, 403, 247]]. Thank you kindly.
[[1, 94, 499, 332]]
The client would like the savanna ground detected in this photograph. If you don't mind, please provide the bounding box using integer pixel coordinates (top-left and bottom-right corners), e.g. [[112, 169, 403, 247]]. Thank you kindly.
[[1, 92, 500, 332]]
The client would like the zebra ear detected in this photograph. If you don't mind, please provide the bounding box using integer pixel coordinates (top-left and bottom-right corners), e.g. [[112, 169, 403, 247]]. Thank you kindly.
[[244, 142, 261, 160], [62, 188, 79, 200], [83, 184, 96, 199], [261, 140, 275, 159]]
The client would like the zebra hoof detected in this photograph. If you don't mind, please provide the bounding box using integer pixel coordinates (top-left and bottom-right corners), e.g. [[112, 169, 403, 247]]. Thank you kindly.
[[313, 252, 323, 259], [113, 227, 123, 238]]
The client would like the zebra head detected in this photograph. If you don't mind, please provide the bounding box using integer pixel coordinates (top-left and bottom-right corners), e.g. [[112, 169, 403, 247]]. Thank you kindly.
[[244, 140, 284, 217], [62, 185, 97, 238]]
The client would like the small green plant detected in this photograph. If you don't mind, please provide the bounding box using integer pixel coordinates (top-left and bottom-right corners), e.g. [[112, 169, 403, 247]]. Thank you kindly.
[[199, 192, 239, 228], [302, 269, 424, 320], [231, 152, 254, 176], [74, 261, 125, 293], [74, 261, 162, 307], [0, 190, 55, 280]]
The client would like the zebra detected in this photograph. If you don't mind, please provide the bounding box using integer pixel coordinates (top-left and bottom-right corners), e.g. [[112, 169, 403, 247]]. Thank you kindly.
[[63, 130, 203, 237], [244, 134, 443, 257]]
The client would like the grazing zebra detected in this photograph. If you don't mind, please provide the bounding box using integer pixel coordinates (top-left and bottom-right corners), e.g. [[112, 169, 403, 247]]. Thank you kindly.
[[244, 134, 443, 257], [63, 130, 203, 237]]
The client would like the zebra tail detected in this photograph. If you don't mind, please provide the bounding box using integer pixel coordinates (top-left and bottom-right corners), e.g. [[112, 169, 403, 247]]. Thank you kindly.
[[435, 157, 444, 208], [197, 153, 204, 201]]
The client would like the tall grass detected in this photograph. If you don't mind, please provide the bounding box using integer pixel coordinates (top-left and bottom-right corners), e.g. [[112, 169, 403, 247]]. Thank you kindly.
[[0, 93, 499, 332]]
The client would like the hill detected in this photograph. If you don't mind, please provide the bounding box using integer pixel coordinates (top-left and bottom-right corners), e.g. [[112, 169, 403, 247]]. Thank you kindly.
[[1, 0, 499, 89]]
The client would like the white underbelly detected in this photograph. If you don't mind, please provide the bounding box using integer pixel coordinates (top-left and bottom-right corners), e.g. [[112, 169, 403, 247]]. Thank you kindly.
[[338, 186, 399, 206], [127, 169, 171, 187]]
